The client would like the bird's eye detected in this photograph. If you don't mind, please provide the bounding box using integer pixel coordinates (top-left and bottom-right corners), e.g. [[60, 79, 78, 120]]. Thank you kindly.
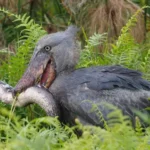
[[44, 45, 51, 51]]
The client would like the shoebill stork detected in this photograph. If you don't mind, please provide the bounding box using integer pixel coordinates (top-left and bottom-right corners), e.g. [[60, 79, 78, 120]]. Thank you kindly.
[[9, 26, 150, 127]]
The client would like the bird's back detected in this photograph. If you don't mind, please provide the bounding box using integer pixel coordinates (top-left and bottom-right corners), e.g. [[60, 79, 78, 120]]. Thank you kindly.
[[50, 65, 150, 126], [65, 65, 150, 91]]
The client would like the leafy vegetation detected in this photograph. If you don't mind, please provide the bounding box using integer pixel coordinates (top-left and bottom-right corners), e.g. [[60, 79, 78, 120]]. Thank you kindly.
[[77, 7, 150, 80], [0, 0, 70, 46], [0, 7, 150, 150], [1, 107, 150, 150], [0, 8, 46, 86]]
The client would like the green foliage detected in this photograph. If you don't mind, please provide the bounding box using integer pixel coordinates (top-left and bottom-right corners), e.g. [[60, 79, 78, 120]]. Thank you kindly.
[[0, 107, 150, 150], [0, 108, 76, 150], [77, 32, 107, 68], [77, 7, 150, 80], [1, 7, 150, 150], [30, 0, 69, 26], [0, 0, 70, 45], [0, 8, 46, 86]]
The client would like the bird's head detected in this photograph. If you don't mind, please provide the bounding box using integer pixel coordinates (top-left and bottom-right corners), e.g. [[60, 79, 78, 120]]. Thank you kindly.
[[14, 26, 80, 94]]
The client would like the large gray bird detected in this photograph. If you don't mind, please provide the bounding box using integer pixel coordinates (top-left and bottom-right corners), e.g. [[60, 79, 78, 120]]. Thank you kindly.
[[13, 26, 150, 127]]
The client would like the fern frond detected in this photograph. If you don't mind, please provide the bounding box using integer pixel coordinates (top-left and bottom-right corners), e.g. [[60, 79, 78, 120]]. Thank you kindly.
[[77, 7, 150, 80], [0, 8, 46, 85], [77, 32, 107, 68]]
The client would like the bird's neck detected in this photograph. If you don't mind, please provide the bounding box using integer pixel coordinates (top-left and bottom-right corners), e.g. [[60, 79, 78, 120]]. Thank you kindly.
[[49, 69, 73, 98], [57, 67, 75, 76]]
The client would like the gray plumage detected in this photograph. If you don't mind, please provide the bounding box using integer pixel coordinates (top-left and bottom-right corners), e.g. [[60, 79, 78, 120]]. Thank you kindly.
[[13, 26, 150, 127], [49, 65, 150, 126]]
